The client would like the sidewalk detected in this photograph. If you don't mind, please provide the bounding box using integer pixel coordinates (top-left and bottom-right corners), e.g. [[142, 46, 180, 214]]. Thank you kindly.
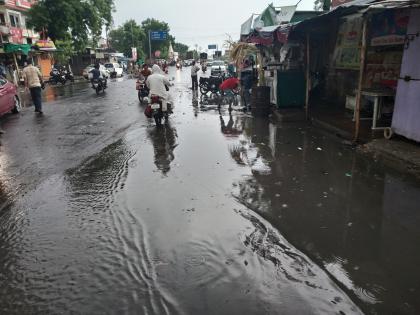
[[360, 137, 420, 178], [272, 107, 420, 179]]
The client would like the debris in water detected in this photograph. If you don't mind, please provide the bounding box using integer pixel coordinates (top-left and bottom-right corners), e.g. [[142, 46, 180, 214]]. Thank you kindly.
[[275, 194, 281, 197], [282, 204, 288, 208], [298, 147, 303, 151], [244, 260, 248, 266], [316, 147, 323, 151], [345, 173, 352, 177], [347, 222, 353, 227]]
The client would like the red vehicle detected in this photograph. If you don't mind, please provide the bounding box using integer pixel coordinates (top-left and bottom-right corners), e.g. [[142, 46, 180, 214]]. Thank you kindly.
[[0, 78, 21, 116]]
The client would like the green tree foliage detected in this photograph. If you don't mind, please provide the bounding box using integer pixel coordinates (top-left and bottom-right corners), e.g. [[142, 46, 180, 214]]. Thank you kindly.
[[108, 20, 146, 59], [26, 0, 115, 51], [173, 42, 189, 59], [108, 18, 189, 61], [54, 38, 75, 65], [141, 18, 171, 59]]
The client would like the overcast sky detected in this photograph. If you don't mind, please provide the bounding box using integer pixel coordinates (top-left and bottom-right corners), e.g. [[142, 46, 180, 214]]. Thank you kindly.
[[113, 0, 315, 51]]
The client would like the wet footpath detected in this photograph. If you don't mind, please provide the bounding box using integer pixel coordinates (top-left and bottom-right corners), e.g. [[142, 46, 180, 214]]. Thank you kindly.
[[0, 68, 419, 314]]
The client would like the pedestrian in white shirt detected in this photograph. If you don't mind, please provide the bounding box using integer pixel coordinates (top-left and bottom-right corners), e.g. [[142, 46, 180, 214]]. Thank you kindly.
[[191, 60, 200, 91]]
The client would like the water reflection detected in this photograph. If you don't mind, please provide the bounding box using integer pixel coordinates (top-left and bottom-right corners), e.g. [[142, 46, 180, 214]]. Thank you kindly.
[[147, 124, 178, 175], [20, 82, 90, 108], [219, 109, 243, 137], [230, 116, 420, 314]]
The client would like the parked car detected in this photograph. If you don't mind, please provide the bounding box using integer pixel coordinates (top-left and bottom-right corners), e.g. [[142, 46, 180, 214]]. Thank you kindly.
[[0, 78, 21, 116], [210, 60, 226, 76], [104, 62, 123, 78], [83, 64, 110, 80]]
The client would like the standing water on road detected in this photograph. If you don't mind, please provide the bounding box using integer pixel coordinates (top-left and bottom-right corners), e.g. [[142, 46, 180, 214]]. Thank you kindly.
[[0, 68, 419, 314]]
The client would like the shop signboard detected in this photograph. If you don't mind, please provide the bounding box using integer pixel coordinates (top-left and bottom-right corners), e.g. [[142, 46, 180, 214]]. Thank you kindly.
[[5, 0, 33, 9], [9, 27, 23, 44], [370, 10, 409, 46], [35, 39, 56, 51]]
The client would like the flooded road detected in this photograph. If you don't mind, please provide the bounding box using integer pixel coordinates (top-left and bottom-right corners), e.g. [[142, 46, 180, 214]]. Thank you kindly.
[[0, 69, 419, 314]]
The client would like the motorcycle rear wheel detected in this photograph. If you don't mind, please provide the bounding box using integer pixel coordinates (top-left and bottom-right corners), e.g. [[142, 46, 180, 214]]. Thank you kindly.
[[154, 113, 162, 126], [200, 86, 208, 95]]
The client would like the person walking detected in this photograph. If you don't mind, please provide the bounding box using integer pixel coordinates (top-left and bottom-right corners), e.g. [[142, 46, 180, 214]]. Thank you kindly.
[[23, 60, 44, 114], [191, 60, 200, 91]]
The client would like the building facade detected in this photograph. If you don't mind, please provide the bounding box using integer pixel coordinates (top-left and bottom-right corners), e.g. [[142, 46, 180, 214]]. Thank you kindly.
[[0, 0, 39, 46]]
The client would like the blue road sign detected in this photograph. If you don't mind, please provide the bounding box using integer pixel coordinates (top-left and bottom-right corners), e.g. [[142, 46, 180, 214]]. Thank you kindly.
[[208, 44, 217, 50], [150, 31, 168, 41]]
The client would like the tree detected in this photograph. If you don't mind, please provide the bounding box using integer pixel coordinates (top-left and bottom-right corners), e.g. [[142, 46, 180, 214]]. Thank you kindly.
[[141, 18, 171, 59], [55, 38, 75, 65], [173, 42, 189, 59], [109, 20, 146, 59], [26, 0, 115, 51]]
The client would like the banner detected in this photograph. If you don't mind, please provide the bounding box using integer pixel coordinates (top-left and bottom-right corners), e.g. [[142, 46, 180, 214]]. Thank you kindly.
[[131, 47, 137, 61], [370, 10, 409, 46], [334, 16, 363, 69]]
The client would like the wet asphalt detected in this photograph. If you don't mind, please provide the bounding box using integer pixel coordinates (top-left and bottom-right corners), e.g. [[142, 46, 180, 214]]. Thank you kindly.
[[0, 68, 419, 314]]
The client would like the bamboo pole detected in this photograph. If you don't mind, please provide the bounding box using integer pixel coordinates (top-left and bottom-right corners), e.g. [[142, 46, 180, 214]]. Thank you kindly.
[[305, 34, 310, 120], [354, 19, 368, 142]]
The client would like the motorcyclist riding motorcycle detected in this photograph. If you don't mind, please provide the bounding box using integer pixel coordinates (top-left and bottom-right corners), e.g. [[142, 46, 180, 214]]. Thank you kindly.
[[89, 63, 108, 94], [136, 64, 152, 103], [146, 64, 172, 124]]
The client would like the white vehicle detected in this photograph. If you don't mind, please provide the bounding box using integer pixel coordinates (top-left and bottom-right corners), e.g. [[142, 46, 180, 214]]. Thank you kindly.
[[210, 60, 226, 76], [104, 62, 124, 78], [83, 64, 110, 79]]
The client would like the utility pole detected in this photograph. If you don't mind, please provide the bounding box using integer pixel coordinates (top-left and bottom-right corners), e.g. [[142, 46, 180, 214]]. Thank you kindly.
[[149, 30, 152, 62]]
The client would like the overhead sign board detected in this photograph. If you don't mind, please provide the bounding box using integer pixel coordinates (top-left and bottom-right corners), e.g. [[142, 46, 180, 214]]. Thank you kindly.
[[150, 31, 168, 41], [208, 44, 217, 50]]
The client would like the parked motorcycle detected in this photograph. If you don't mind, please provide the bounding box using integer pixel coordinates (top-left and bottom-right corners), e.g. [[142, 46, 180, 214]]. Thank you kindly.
[[91, 78, 107, 95], [136, 79, 149, 104], [63, 69, 74, 82], [49, 68, 67, 85]]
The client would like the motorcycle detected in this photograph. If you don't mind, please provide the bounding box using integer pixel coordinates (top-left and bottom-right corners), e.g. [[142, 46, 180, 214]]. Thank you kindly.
[[136, 79, 149, 104], [63, 69, 74, 82], [176, 62, 182, 70], [49, 68, 67, 85], [146, 94, 172, 126], [91, 78, 107, 95]]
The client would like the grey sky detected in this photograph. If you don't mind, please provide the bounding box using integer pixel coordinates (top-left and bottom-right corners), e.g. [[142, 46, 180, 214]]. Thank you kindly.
[[113, 0, 315, 51]]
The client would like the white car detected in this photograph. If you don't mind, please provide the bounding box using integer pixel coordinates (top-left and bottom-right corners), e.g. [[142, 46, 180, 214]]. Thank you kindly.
[[210, 60, 226, 76], [83, 64, 110, 79], [104, 62, 124, 78]]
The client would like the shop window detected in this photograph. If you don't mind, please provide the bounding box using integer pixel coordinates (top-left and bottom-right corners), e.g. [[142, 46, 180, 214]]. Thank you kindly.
[[9, 14, 20, 28], [0, 14, 5, 26]]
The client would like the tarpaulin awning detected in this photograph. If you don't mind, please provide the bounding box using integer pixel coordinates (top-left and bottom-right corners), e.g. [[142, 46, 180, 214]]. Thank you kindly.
[[4, 43, 31, 55], [245, 22, 299, 46]]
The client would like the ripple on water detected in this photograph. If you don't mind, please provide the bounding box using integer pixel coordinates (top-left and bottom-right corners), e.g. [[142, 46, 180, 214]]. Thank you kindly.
[[237, 208, 364, 315]]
